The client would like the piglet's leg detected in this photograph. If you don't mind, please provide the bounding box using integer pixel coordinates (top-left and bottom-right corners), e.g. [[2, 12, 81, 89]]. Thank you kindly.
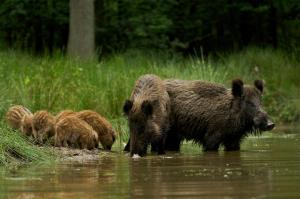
[[62, 139, 69, 148], [54, 138, 61, 147]]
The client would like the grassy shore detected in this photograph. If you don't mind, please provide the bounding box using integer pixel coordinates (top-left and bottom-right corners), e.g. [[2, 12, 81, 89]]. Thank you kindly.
[[0, 47, 299, 165], [0, 124, 53, 166]]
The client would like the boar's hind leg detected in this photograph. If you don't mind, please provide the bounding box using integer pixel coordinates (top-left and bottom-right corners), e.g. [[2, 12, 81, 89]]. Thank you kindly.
[[164, 132, 182, 152], [203, 132, 222, 151]]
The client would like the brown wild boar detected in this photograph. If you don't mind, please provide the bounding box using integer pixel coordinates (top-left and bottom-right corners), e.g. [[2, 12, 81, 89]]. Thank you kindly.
[[32, 110, 55, 144], [55, 110, 76, 123], [163, 79, 275, 151], [123, 74, 170, 156], [76, 110, 116, 150], [55, 116, 99, 150], [6, 105, 32, 130], [20, 114, 33, 137]]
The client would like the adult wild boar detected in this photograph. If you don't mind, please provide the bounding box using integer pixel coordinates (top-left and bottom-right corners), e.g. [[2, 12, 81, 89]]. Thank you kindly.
[[164, 79, 275, 151], [123, 74, 170, 156]]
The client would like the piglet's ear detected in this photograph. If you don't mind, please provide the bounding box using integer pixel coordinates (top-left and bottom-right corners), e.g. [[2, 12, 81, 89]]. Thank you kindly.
[[123, 100, 133, 115], [254, 80, 264, 94], [141, 100, 153, 117], [232, 79, 244, 98]]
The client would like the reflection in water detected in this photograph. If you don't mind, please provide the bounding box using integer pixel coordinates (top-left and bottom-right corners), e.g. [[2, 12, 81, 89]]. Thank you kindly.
[[1, 156, 130, 198], [1, 133, 300, 198], [129, 152, 271, 198]]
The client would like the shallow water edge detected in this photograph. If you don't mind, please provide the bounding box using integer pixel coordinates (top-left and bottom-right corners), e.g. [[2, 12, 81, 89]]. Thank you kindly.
[[1, 131, 300, 198]]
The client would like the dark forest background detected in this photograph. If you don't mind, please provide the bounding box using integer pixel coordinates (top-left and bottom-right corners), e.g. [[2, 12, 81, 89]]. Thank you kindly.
[[0, 0, 299, 56]]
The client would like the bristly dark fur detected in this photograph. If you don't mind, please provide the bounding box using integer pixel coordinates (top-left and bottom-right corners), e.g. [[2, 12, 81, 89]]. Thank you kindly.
[[163, 78, 274, 151], [124, 74, 170, 156]]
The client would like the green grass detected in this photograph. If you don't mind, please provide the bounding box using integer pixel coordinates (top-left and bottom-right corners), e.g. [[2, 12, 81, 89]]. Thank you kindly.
[[0, 47, 299, 165], [0, 123, 53, 167]]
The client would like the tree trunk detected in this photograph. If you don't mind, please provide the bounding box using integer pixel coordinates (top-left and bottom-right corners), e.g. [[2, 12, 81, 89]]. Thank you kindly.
[[68, 0, 95, 59]]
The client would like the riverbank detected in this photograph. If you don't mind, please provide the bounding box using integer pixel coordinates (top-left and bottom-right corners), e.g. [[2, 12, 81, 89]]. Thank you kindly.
[[0, 125, 53, 167]]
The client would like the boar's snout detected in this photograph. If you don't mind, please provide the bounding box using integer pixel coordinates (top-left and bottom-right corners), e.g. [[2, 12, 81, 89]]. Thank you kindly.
[[130, 147, 146, 157], [254, 112, 275, 131], [265, 120, 275, 131], [130, 143, 147, 157], [129, 127, 148, 157]]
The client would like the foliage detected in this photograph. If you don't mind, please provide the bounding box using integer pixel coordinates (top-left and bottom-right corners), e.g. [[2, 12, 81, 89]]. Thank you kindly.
[[0, 0, 69, 53], [0, 0, 299, 54]]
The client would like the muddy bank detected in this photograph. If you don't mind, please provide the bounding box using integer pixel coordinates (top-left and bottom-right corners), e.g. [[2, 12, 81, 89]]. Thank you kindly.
[[42, 146, 122, 162]]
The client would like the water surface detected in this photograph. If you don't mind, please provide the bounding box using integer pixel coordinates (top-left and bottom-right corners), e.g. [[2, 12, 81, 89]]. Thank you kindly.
[[1, 131, 300, 198]]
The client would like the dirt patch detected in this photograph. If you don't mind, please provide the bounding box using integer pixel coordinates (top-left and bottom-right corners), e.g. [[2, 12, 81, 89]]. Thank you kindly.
[[42, 147, 118, 162]]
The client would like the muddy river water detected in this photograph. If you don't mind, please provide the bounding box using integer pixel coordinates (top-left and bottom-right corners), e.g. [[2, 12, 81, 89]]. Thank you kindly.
[[1, 130, 300, 198]]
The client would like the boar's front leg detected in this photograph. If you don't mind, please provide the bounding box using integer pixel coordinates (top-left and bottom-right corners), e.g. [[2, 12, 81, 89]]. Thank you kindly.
[[150, 142, 158, 152], [124, 138, 130, 152], [156, 135, 167, 155], [164, 131, 182, 152], [223, 135, 242, 151], [203, 131, 222, 151]]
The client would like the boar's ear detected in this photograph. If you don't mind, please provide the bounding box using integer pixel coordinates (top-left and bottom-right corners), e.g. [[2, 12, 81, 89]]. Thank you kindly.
[[141, 100, 153, 117], [232, 79, 244, 98], [123, 100, 133, 115], [254, 80, 264, 94]]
